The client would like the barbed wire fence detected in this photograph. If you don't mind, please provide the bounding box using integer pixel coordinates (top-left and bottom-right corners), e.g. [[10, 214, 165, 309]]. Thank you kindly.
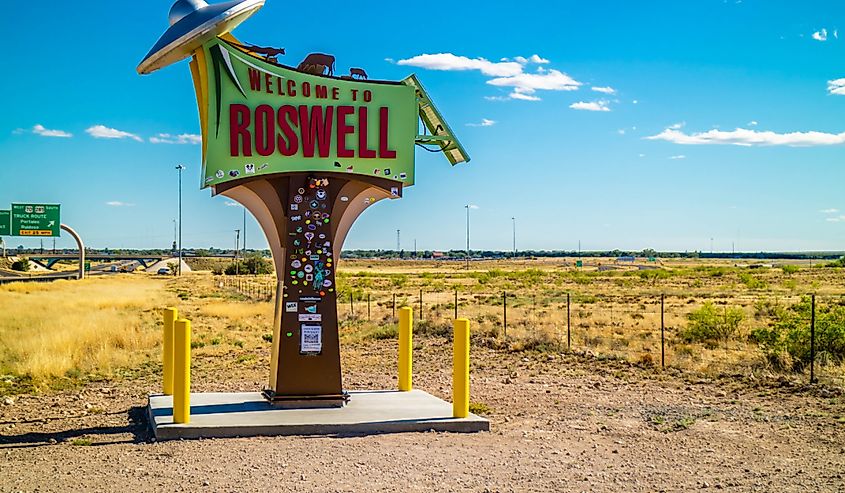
[[218, 274, 844, 386]]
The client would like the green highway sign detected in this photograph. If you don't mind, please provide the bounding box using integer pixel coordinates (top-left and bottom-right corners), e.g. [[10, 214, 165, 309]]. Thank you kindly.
[[0, 210, 9, 236], [11, 204, 60, 237]]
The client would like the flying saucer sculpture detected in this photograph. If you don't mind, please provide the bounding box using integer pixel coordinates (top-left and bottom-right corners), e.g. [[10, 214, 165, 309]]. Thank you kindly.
[[137, 0, 264, 74], [138, 0, 469, 405]]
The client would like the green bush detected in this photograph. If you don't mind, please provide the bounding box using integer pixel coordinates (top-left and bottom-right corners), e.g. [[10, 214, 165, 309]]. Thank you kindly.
[[751, 296, 845, 371], [224, 254, 272, 275], [780, 264, 799, 274], [827, 257, 845, 268], [10, 258, 30, 272], [680, 302, 744, 344]]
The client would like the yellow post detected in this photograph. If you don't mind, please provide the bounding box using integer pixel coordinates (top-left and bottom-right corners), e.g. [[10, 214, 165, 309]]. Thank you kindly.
[[453, 318, 470, 418], [173, 318, 191, 424], [398, 306, 413, 391], [162, 307, 177, 395]]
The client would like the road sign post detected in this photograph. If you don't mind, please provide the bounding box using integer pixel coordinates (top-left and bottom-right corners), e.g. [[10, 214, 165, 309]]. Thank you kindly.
[[0, 210, 10, 236]]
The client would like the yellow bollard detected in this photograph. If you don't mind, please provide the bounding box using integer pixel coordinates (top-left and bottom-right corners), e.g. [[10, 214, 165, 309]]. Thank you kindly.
[[173, 318, 191, 424], [162, 307, 177, 395], [398, 306, 413, 391], [452, 318, 470, 418]]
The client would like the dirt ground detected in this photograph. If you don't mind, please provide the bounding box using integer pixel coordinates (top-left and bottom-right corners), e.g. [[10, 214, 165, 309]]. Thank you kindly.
[[1, 335, 844, 493]]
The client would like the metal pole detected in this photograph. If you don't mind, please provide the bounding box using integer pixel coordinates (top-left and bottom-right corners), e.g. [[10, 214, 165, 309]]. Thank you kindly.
[[454, 288, 458, 319], [60, 224, 85, 280], [243, 206, 247, 254], [176, 164, 185, 276], [367, 293, 371, 321], [465, 205, 470, 270], [661, 294, 665, 369], [810, 294, 816, 384], [234, 229, 240, 275], [503, 290, 507, 337], [566, 292, 571, 350], [419, 288, 423, 321], [512, 217, 516, 257], [392, 293, 396, 321]]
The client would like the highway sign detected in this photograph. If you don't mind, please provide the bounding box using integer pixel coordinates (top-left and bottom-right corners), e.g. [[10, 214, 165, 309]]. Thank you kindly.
[[11, 204, 60, 237], [0, 210, 9, 236]]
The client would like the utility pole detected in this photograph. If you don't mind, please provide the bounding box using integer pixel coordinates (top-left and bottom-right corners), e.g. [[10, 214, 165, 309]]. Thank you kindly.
[[465, 205, 471, 269], [242, 206, 247, 255], [175, 164, 185, 276], [396, 229, 400, 256], [234, 229, 241, 275], [413, 238, 417, 258], [512, 217, 516, 257]]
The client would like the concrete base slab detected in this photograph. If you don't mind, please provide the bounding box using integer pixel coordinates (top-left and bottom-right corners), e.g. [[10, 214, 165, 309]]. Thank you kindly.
[[148, 389, 489, 440]]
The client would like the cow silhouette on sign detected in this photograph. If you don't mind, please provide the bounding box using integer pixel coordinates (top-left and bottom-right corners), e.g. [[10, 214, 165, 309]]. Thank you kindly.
[[297, 53, 335, 76], [231, 42, 285, 63], [350, 68, 368, 80]]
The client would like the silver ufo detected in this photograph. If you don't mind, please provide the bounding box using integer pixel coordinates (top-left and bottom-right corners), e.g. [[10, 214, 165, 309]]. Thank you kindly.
[[137, 0, 264, 75]]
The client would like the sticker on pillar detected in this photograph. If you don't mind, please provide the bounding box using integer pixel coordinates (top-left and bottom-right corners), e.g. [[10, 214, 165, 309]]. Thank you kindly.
[[300, 325, 322, 354], [285, 302, 298, 312], [391, 187, 399, 197], [245, 163, 255, 174], [291, 203, 298, 211], [305, 304, 317, 313], [299, 313, 321, 322]]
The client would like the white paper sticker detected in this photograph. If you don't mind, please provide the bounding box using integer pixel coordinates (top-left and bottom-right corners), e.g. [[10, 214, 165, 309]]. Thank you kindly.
[[300, 324, 322, 353], [299, 313, 322, 322], [285, 302, 298, 312]]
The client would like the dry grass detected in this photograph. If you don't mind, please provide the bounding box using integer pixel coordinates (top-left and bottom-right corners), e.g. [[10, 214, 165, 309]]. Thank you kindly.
[[0, 275, 174, 381]]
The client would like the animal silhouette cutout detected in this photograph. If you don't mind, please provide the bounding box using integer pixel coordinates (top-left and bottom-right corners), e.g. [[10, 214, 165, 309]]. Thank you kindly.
[[349, 68, 368, 79], [297, 53, 335, 76]]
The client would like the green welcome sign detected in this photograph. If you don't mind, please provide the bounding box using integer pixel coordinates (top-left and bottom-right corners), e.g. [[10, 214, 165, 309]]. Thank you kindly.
[[201, 39, 418, 189], [11, 203, 60, 237]]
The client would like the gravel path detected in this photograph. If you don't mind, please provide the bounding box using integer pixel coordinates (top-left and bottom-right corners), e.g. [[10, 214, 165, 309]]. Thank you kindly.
[[2, 337, 843, 492]]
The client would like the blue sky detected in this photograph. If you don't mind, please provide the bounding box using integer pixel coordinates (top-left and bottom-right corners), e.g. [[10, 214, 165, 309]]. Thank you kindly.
[[2, 0, 845, 252]]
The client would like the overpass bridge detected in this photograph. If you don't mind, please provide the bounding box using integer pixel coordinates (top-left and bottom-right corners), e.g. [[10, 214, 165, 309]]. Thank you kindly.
[[26, 253, 170, 269]]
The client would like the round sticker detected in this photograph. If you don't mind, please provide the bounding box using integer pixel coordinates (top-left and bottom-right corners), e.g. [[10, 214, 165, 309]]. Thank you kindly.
[[310, 200, 319, 209], [294, 195, 303, 203], [291, 260, 302, 269], [316, 189, 327, 200], [323, 279, 333, 287], [304, 264, 314, 273], [297, 271, 305, 279], [298, 188, 305, 194]]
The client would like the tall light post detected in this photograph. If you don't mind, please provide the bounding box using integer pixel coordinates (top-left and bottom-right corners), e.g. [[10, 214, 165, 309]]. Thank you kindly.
[[465, 205, 470, 269], [242, 206, 247, 255], [512, 217, 516, 258], [175, 164, 185, 276], [234, 229, 241, 275]]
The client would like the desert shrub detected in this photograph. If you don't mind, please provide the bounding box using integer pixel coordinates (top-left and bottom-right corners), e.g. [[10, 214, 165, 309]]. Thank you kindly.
[[365, 324, 398, 340], [10, 258, 30, 272], [739, 273, 768, 290], [415, 319, 451, 337], [826, 257, 845, 268], [638, 269, 671, 285], [780, 265, 799, 274], [751, 296, 845, 371], [224, 255, 272, 275], [680, 302, 744, 344]]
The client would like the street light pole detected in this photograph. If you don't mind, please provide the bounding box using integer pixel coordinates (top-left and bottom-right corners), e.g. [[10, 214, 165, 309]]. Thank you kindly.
[[234, 229, 241, 275], [175, 164, 185, 276], [243, 206, 247, 255], [512, 216, 516, 258], [465, 205, 470, 269]]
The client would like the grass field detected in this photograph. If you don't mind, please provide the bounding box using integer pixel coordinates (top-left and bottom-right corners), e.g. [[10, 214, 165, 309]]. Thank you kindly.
[[1, 257, 843, 394]]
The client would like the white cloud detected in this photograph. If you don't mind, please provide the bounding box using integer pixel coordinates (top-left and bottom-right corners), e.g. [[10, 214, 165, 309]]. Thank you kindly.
[[106, 201, 134, 207], [812, 28, 828, 41], [820, 208, 840, 214], [224, 201, 241, 207], [397, 53, 523, 77], [617, 129, 626, 135], [149, 133, 202, 144], [748, 120, 758, 126], [827, 78, 845, 95], [487, 69, 581, 99], [645, 126, 845, 146], [826, 215, 845, 223], [32, 124, 72, 138], [399, 52, 582, 101], [569, 100, 610, 112], [669, 154, 686, 160], [638, 153, 646, 158], [592, 86, 616, 95], [668, 122, 685, 130], [86, 125, 142, 142], [466, 118, 496, 127]]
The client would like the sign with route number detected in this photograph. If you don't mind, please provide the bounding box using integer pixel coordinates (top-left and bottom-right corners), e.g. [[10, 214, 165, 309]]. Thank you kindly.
[[11, 204, 60, 237], [0, 210, 9, 236]]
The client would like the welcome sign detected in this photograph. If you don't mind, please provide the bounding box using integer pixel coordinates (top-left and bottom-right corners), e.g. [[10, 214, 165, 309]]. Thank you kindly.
[[200, 39, 418, 189]]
